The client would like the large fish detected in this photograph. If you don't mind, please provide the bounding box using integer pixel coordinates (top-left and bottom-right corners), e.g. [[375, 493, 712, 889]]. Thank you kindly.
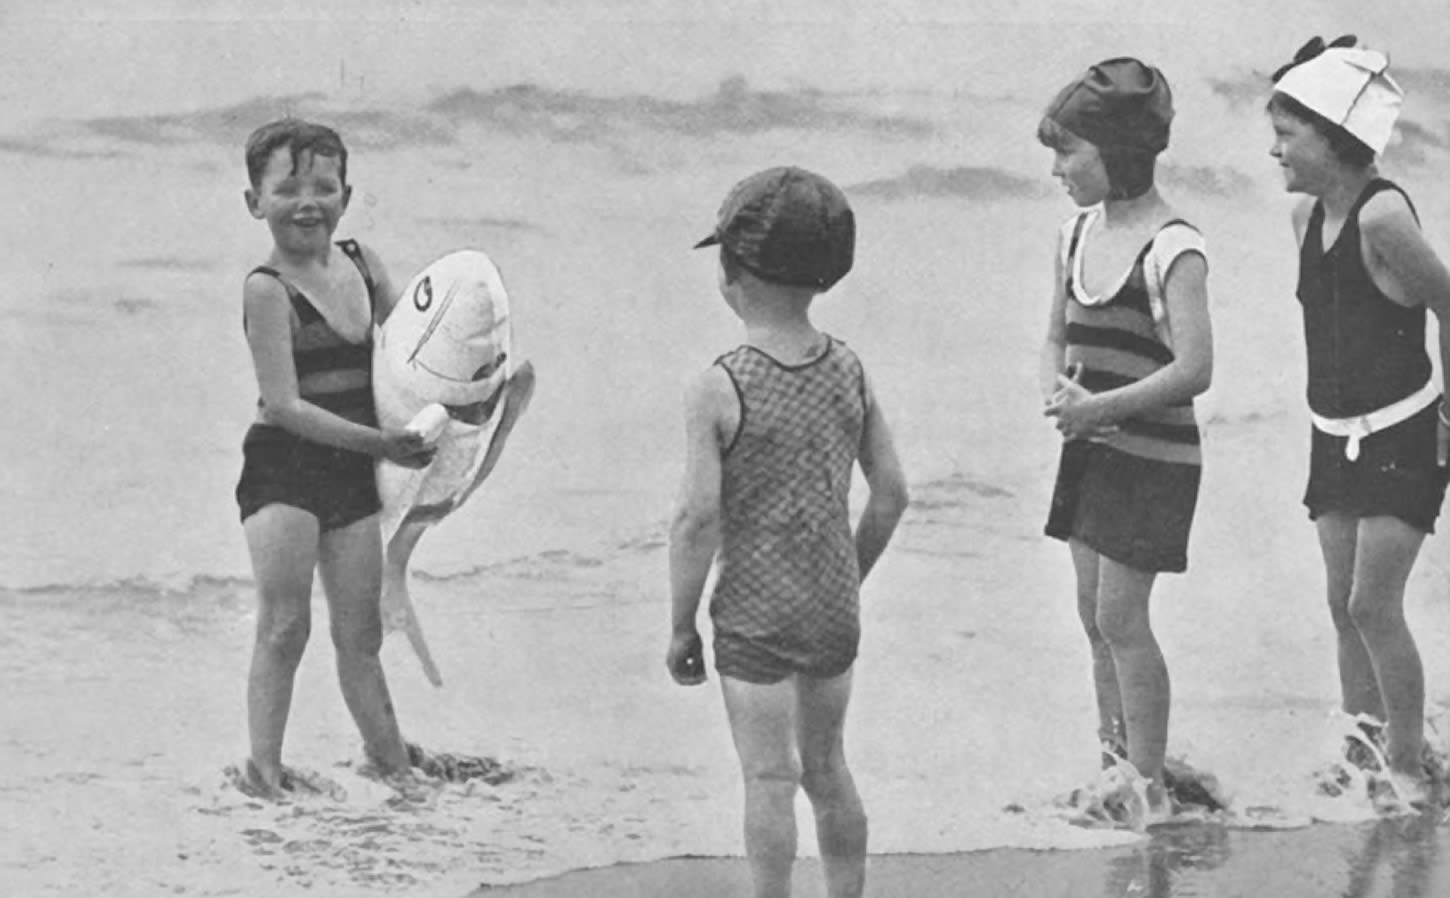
[[373, 250, 534, 686]]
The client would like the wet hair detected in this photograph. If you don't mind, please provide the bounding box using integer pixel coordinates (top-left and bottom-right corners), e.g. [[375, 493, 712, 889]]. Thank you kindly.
[[244, 118, 349, 189], [1036, 115, 1157, 201], [1267, 91, 1375, 168]]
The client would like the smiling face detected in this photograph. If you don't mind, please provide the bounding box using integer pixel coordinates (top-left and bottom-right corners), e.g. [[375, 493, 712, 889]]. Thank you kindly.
[[245, 146, 351, 256], [1268, 106, 1337, 196], [1048, 129, 1111, 208]]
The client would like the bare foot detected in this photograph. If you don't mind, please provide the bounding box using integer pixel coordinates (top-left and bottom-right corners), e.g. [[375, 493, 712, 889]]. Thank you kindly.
[[233, 759, 287, 800]]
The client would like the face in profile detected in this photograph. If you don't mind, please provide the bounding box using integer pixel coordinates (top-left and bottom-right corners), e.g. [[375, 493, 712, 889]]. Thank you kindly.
[[1049, 130, 1112, 208], [1268, 107, 1336, 195], [247, 147, 352, 254]]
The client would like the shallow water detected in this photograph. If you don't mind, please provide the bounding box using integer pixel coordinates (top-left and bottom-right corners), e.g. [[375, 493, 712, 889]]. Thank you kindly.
[[471, 818, 1450, 898]]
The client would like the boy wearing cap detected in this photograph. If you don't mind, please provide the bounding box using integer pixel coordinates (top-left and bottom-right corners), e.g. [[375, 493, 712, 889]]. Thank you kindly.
[[666, 166, 908, 898], [1038, 58, 1215, 824], [1269, 37, 1450, 807]]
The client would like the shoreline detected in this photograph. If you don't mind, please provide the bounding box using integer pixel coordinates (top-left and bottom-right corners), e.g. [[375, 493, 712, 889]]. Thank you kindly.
[[465, 817, 1450, 897]]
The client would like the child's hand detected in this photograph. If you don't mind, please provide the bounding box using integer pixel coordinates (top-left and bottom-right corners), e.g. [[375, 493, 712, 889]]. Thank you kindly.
[[380, 429, 437, 468], [666, 630, 707, 686], [1044, 366, 1117, 441]]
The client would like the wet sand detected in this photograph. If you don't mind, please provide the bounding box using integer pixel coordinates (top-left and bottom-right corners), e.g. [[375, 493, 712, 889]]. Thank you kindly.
[[470, 818, 1450, 898]]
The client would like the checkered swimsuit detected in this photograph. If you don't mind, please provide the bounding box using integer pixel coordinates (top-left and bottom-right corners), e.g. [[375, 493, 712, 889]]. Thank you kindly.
[[710, 338, 867, 680]]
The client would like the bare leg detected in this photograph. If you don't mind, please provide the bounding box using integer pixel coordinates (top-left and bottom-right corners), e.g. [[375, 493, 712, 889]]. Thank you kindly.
[[1317, 514, 1384, 720], [1348, 516, 1426, 780], [1095, 556, 1169, 795], [318, 513, 409, 775], [722, 676, 801, 898], [243, 504, 318, 791], [1069, 540, 1123, 758], [796, 668, 866, 898]]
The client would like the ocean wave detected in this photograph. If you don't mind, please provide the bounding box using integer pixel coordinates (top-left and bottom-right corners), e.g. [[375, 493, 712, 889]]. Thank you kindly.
[[0, 573, 255, 602], [0, 77, 935, 161], [1206, 71, 1271, 110], [1396, 66, 1450, 107], [116, 255, 219, 273], [0, 136, 125, 160], [427, 75, 935, 140], [1388, 118, 1450, 168], [849, 164, 1047, 201], [1158, 163, 1258, 198], [419, 215, 545, 236]]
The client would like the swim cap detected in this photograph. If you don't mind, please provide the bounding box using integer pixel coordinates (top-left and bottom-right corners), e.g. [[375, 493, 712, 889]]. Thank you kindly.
[[1044, 58, 1174, 154], [1272, 37, 1403, 155]]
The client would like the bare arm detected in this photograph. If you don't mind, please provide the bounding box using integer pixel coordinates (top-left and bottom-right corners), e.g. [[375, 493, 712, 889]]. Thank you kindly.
[[1088, 252, 1213, 420], [1045, 251, 1212, 438], [665, 367, 733, 684], [855, 376, 909, 581], [1361, 192, 1450, 462], [245, 273, 427, 463], [1039, 231, 1070, 403]]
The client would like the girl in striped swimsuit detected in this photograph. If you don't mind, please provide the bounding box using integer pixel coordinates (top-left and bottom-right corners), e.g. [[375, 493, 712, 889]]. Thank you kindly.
[[1037, 59, 1215, 821]]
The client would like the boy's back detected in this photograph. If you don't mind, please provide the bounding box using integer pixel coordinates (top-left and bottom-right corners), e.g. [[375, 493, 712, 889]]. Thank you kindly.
[[711, 338, 866, 682], [669, 165, 907, 898]]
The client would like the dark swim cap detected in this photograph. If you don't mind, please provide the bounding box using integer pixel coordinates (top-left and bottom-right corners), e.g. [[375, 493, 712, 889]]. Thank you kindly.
[[1044, 58, 1174, 154]]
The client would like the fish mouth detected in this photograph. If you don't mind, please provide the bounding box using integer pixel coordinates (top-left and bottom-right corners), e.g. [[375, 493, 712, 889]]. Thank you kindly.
[[444, 379, 508, 425]]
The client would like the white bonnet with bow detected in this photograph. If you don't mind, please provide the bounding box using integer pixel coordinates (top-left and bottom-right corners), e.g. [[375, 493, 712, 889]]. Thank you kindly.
[[1273, 36, 1404, 155]]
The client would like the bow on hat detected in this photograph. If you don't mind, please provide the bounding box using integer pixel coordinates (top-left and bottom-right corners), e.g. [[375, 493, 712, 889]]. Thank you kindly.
[[1271, 34, 1358, 83]]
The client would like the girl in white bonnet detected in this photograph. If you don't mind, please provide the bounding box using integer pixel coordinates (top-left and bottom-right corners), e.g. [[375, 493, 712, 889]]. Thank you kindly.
[[1268, 35, 1450, 807]]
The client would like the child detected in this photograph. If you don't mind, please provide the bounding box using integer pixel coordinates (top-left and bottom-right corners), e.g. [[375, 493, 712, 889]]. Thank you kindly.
[[1037, 59, 1214, 822], [1267, 37, 1450, 806], [235, 118, 434, 796], [667, 167, 908, 898]]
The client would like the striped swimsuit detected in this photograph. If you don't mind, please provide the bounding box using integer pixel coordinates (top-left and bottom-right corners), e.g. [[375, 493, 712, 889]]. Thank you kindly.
[[1044, 210, 1205, 572], [710, 337, 867, 684], [234, 240, 383, 531]]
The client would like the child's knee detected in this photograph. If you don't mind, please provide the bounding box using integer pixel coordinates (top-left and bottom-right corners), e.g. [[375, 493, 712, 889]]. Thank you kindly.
[[1327, 592, 1356, 629], [331, 616, 383, 659], [800, 754, 850, 800], [1347, 591, 1404, 634], [1095, 604, 1148, 647], [256, 608, 311, 661], [743, 755, 802, 793], [1078, 607, 1106, 643]]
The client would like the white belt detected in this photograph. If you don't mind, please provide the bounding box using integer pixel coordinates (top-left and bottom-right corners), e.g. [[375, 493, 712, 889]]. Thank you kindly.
[[1310, 380, 1440, 461]]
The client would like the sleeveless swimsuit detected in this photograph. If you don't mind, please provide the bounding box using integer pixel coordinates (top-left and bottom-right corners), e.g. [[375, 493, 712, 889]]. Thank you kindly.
[[1298, 178, 1447, 532], [234, 239, 383, 531], [1044, 210, 1205, 573], [710, 337, 867, 684]]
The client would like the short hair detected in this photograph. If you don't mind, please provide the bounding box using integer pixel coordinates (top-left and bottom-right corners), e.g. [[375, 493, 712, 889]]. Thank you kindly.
[[1036, 115, 1157, 201], [1267, 91, 1375, 168], [244, 118, 349, 188], [719, 244, 746, 285]]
